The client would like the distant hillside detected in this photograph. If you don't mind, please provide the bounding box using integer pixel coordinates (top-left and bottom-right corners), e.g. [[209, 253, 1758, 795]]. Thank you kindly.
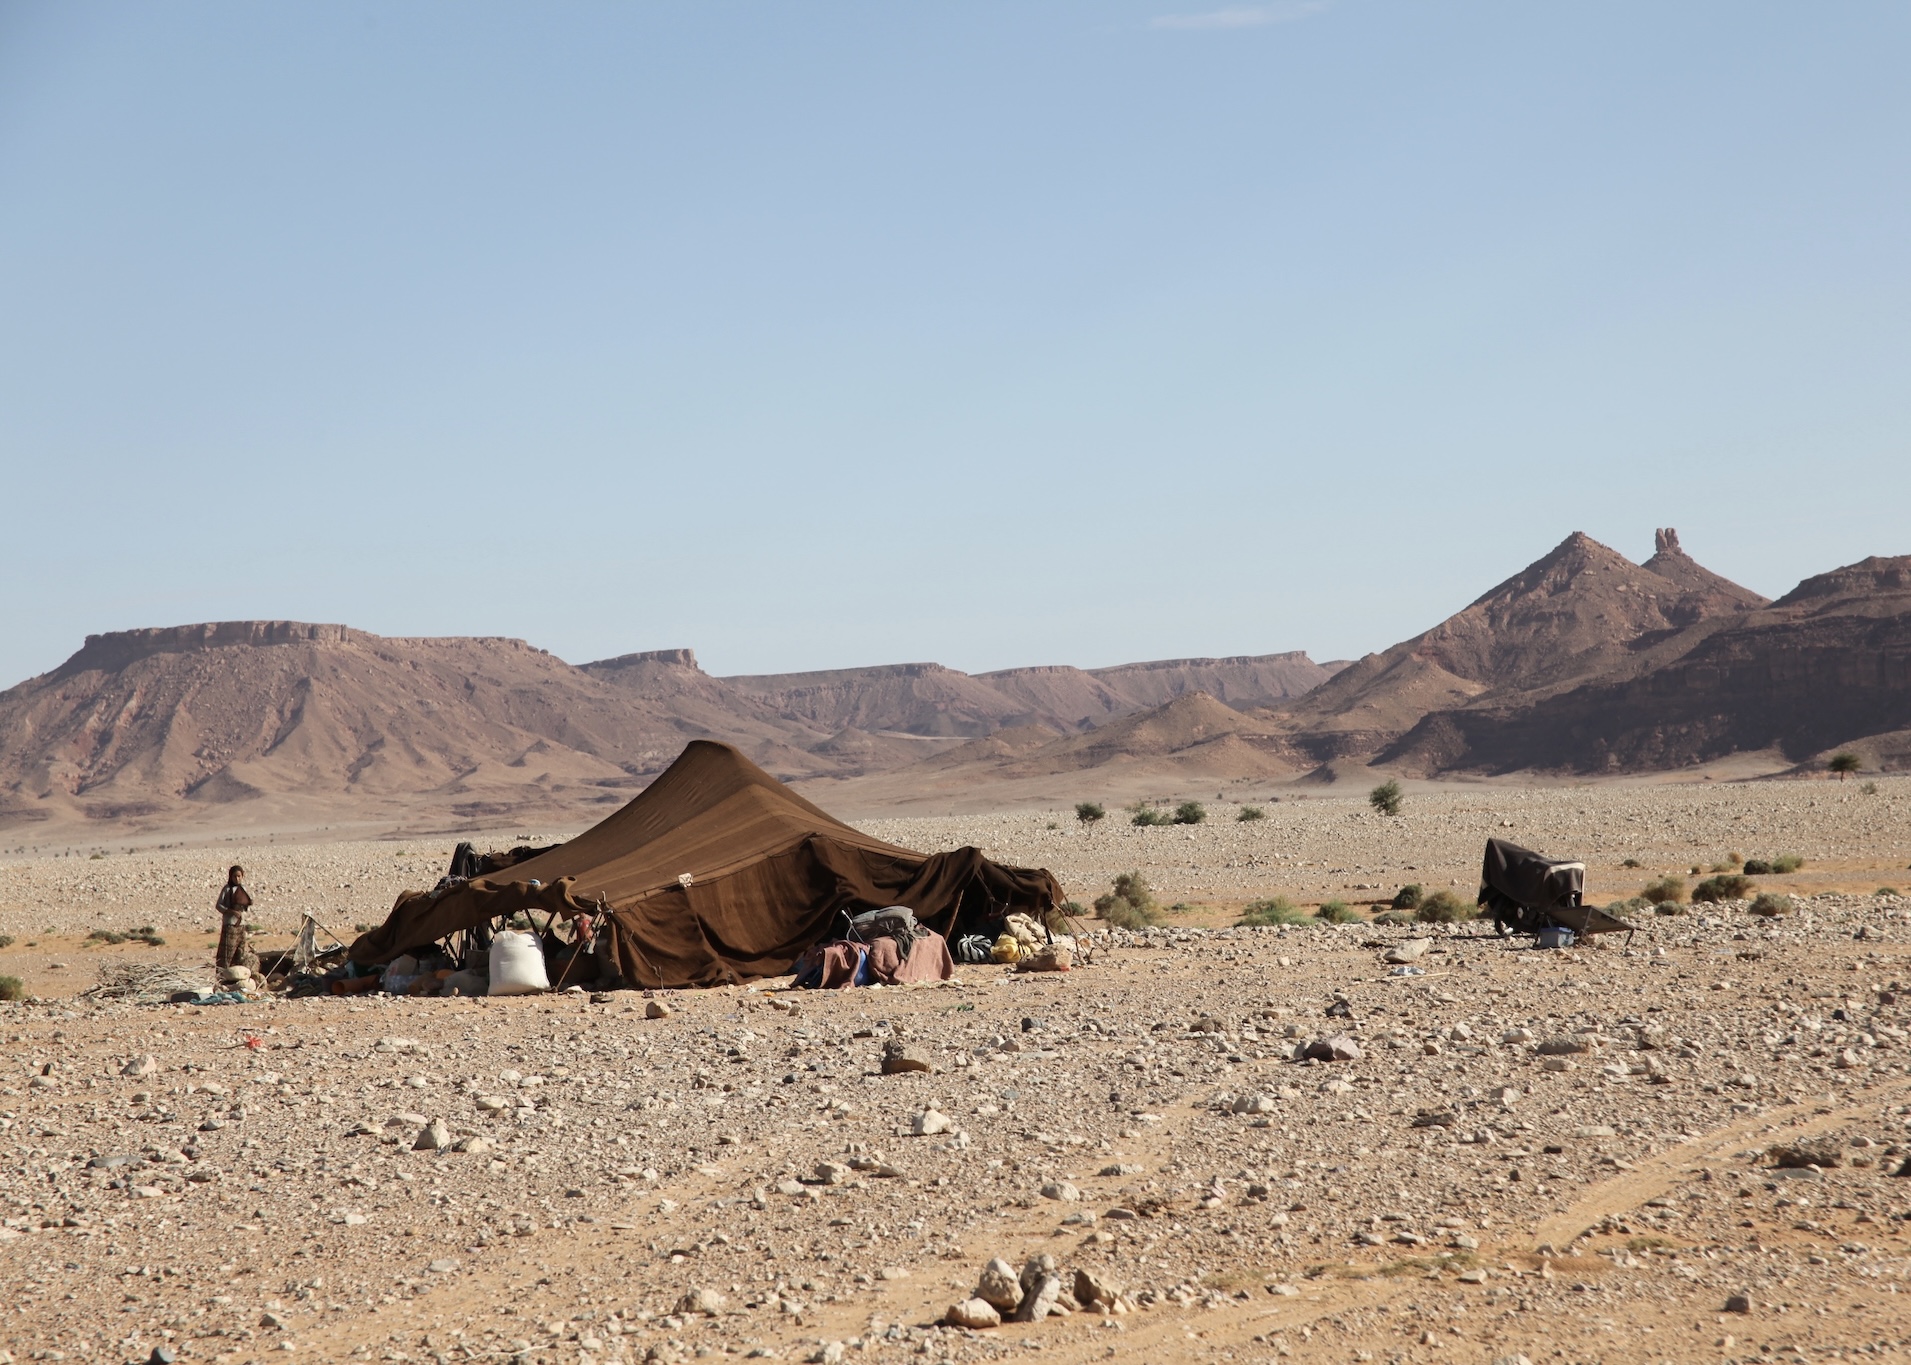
[[0, 625, 835, 832], [1385, 553, 1911, 773], [1268, 529, 1769, 761], [723, 652, 1340, 737], [878, 527, 1911, 791], [0, 627, 1339, 832]]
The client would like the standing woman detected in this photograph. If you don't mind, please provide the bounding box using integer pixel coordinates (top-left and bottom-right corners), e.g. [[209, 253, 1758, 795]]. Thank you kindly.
[[215, 865, 258, 974]]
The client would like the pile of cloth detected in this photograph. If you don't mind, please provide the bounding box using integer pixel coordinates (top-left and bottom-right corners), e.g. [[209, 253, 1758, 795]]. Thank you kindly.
[[793, 906, 954, 989], [956, 912, 1075, 972]]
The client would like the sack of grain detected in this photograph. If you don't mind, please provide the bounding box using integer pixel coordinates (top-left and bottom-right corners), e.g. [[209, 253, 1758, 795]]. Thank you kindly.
[[488, 930, 550, 995]]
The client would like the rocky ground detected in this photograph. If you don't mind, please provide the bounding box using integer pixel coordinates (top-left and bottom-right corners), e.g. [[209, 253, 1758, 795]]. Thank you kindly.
[[4, 776, 1911, 1365], [5, 893, 1911, 1364]]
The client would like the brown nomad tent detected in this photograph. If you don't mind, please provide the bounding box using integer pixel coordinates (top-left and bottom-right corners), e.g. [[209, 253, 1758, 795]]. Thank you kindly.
[[348, 740, 1064, 988]]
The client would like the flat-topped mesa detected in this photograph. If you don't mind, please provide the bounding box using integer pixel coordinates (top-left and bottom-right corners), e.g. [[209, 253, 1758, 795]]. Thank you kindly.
[[584, 648, 703, 673], [55, 621, 358, 679]]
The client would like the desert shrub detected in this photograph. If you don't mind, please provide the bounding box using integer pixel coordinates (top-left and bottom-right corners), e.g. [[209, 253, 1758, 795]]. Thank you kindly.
[[0, 934, 13, 948], [1829, 751, 1861, 779], [1172, 801, 1206, 825], [1059, 900, 1085, 916], [1726, 852, 1744, 866], [1075, 802, 1106, 825], [1748, 892, 1794, 918], [1095, 872, 1164, 927], [1314, 900, 1361, 924], [0, 975, 23, 1001], [1876, 887, 1901, 898], [1237, 897, 1311, 927], [1237, 806, 1266, 823], [1692, 873, 1753, 903], [1131, 806, 1172, 827], [1391, 884, 1424, 910], [1368, 780, 1404, 817], [1103, 900, 1165, 929], [1372, 910, 1414, 926], [1771, 854, 1805, 874], [1742, 858, 1772, 875], [1604, 896, 1652, 915], [1641, 876, 1685, 905], [85, 929, 128, 945], [1621, 858, 1642, 869], [1415, 890, 1477, 923]]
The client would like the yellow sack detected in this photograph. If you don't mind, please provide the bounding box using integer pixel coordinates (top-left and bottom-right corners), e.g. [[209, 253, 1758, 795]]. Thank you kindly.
[[990, 933, 1022, 964]]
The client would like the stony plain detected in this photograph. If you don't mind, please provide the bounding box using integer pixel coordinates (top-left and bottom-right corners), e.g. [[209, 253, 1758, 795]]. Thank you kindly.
[[2, 776, 1910, 1365]]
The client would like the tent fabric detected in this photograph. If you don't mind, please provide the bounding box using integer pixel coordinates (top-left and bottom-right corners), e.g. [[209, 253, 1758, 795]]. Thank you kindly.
[[1477, 836, 1632, 937], [348, 740, 1063, 987]]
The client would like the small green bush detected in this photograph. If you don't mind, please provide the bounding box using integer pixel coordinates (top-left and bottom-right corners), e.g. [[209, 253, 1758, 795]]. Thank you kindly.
[[1075, 802, 1106, 825], [1861, 780, 1879, 795], [1771, 854, 1805, 874], [86, 929, 128, 945], [1641, 876, 1685, 905], [1372, 910, 1414, 926], [1237, 897, 1311, 927], [1748, 892, 1794, 918], [1621, 858, 1642, 869], [1131, 806, 1172, 827], [1692, 873, 1753, 903], [1103, 900, 1166, 929], [1314, 900, 1361, 924], [1237, 806, 1265, 823], [1172, 801, 1206, 825], [0, 934, 13, 949], [1060, 900, 1085, 916], [1414, 890, 1476, 923], [1391, 884, 1423, 910], [1368, 780, 1404, 817], [0, 975, 24, 1002], [1742, 858, 1772, 875], [1095, 872, 1164, 927], [1603, 896, 1651, 916], [1876, 887, 1901, 898]]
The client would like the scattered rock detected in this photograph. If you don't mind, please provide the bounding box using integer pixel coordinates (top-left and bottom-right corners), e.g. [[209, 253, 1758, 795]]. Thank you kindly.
[[122, 1054, 158, 1078], [943, 1297, 1000, 1329], [1073, 1267, 1124, 1309], [1769, 1139, 1842, 1169], [676, 1286, 727, 1316], [1724, 1292, 1752, 1314], [646, 1000, 673, 1019], [882, 1041, 934, 1074], [1039, 1181, 1081, 1201], [413, 1119, 450, 1151], [1303, 1035, 1362, 1062], [1384, 938, 1431, 963], [910, 1108, 953, 1136], [975, 1259, 1022, 1312]]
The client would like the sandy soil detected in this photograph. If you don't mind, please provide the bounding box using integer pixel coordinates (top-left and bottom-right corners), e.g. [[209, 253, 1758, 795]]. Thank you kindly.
[[4, 776, 1911, 1364]]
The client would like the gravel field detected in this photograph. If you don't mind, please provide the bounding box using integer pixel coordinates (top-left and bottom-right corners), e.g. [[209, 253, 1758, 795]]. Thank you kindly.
[[4, 777, 1911, 1364], [3, 778, 1907, 950], [6, 899, 1911, 1364]]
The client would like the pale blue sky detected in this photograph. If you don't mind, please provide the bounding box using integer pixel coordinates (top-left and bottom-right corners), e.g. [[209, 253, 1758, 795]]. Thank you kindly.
[[4, 2, 1907, 688]]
